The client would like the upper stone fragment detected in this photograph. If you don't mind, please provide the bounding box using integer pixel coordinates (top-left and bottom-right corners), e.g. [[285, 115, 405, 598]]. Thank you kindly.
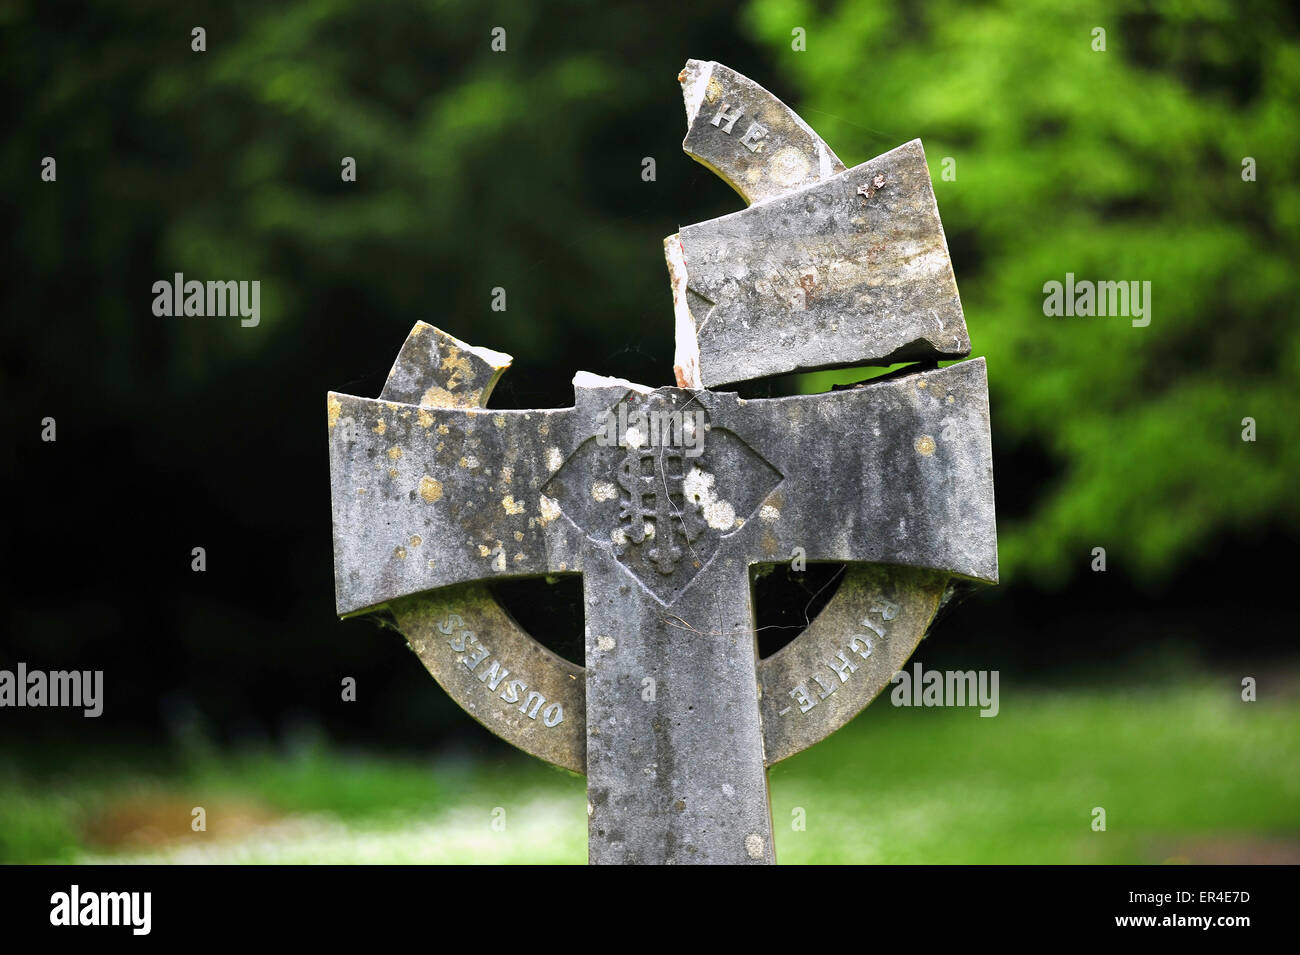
[[679, 59, 845, 206], [668, 62, 971, 389]]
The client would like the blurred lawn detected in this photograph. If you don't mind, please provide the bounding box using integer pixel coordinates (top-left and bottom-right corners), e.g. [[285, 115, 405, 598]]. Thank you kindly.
[[3, 680, 1296, 864]]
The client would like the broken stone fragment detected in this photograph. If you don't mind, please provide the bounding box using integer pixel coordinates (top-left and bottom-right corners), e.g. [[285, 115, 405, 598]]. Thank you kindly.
[[668, 62, 970, 388]]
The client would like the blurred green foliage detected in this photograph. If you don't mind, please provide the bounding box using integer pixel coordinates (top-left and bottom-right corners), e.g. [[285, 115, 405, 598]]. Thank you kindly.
[[747, 0, 1300, 584], [4, 682, 1295, 863]]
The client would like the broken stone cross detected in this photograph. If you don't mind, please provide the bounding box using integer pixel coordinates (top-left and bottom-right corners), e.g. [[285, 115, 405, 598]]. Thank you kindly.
[[327, 61, 997, 864]]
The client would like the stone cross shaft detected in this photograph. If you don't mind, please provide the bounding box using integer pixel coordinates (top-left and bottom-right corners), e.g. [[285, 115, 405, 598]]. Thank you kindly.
[[328, 61, 997, 865]]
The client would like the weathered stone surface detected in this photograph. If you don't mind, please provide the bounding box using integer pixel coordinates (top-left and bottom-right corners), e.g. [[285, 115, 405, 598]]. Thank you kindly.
[[379, 321, 511, 409], [757, 565, 948, 765], [668, 59, 969, 389], [339, 321, 585, 773], [726, 359, 997, 582], [393, 584, 585, 774], [328, 59, 998, 866], [678, 59, 844, 207], [331, 358, 996, 615], [542, 388, 783, 603], [672, 140, 969, 388], [330, 340, 996, 861], [563, 368, 994, 863], [327, 393, 586, 615]]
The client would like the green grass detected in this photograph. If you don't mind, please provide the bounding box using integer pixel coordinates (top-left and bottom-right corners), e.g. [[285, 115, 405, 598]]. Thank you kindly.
[[2, 681, 1296, 863]]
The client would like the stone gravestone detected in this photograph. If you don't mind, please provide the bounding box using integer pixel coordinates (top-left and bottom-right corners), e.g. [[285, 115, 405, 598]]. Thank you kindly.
[[328, 61, 997, 864]]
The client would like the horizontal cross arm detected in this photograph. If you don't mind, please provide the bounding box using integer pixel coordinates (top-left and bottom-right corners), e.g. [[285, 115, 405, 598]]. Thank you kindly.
[[328, 394, 587, 615], [731, 359, 997, 583]]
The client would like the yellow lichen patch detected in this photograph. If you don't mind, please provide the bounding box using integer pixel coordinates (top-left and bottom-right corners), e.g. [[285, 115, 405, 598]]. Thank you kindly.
[[437, 424, 449, 435], [915, 435, 936, 456], [538, 421, 550, 437], [538, 494, 561, 527], [420, 385, 453, 408], [427, 559, 436, 569], [917, 379, 928, 390], [387, 446, 403, 460], [417, 409, 435, 429], [440, 348, 474, 391], [502, 495, 525, 515], [373, 419, 387, 435], [494, 414, 506, 429], [388, 468, 399, 479], [514, 531, 524, 542], [418, 476, 444, 503], [327, 395, 343, 429], [394, 546, 407, 560], [410, 535, 422, 548]]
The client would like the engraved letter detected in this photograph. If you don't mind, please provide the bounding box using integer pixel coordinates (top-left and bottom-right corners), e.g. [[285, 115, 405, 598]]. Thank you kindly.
[[812, 672, 838, 700], [870, 600, 899, 621], [501, 679, 525, 705], [477, 659, 509, 691], [827, 650, 858, 683], [520, 690, 545, 719], [462, 639, 491, 672], [848, 635, 873, 659], [711, 103, 744, 135], [739, 121, 768, 152]]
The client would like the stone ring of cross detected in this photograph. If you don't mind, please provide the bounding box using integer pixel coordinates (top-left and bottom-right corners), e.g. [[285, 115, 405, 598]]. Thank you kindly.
[[328, 61, 997, 864]]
